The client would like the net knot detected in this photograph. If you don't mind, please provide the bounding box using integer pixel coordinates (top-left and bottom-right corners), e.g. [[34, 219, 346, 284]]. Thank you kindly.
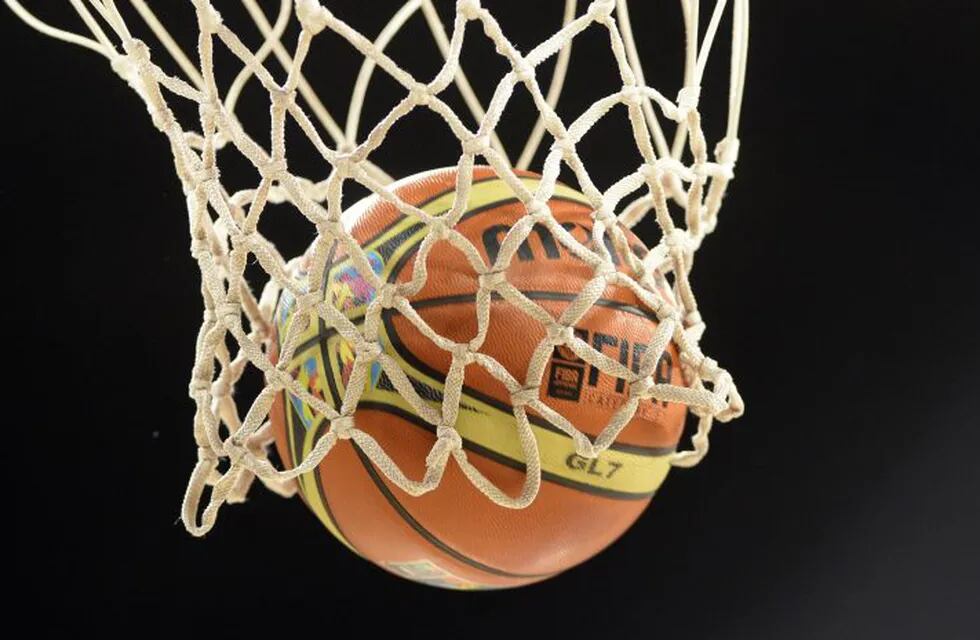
[[513, 60, 535, 83], [462, 133, 491, 156], [259, 158, 287, 180], [296, 0, 330, 35], [265, 362, 296, 390], [331, 154, 357, 179], [376, 283, 399, 309], [664, 228, 691, 252], [551, 136, 577, 156], [122, 38, 151, 65], [297, 290, 322, 311], [269, 85, 296, 109], [593, 206, 618, 228], [409, 83, 432, 106], [587, 0, 616, 20], [331, 415, 355, 440], [526, 199, 551, 223], [451, 343, 477, 366], [512, 386, 540, 407], [191, 165, 219, 187], [217, 302, 241, 325], [621, 85, 643, 107], [266, 368, 291, 389], [478, 269, 507, 290], [224, 438, 247, 464], [594, 260, 617, 280], [629, 376, 656, 399], [355, 340, 383, 362], [435, 424, 463, 452], [695, 355, 719, 379], [188, 377, 211, 398], [317, 219, 344, 239], [639, 161, 661, 181], [428, 218, 451, 241], [546, 323, 575, 346], [675, 86, 701, 120], [457, 0, 482, 20]]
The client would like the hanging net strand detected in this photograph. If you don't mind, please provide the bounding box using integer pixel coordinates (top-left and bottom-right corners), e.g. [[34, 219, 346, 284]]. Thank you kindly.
[[6, 0, 749, 536]]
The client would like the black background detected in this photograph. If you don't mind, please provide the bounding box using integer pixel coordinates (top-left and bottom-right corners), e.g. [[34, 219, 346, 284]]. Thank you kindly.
[[3, 2, 979, 637]]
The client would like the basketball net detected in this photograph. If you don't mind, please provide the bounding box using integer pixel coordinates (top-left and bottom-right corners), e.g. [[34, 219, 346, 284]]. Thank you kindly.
[[7, 0, 749, 535]]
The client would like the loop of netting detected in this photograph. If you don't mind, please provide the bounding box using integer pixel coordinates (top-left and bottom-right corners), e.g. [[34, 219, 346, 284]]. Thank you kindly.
[[6, 0, 749, 536]]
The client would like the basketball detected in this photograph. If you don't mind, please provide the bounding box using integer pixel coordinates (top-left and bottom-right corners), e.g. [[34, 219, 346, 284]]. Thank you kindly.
[[269, 166, 688, 589]]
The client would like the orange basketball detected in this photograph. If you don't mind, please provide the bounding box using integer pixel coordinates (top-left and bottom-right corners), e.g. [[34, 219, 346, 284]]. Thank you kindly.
[[269, 166, 687, 589]]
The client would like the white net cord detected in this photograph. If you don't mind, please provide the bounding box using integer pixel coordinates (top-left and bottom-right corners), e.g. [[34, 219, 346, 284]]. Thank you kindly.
[[6, 0, 749, 536]]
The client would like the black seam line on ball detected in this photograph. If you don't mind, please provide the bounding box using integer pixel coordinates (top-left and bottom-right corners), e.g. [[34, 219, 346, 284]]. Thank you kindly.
[[294, 403, 359, 555], [350, 441, 553, 580]]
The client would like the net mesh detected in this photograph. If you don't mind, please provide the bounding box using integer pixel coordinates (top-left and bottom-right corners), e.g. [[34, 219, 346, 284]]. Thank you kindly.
[[8, 0, 748, 536]]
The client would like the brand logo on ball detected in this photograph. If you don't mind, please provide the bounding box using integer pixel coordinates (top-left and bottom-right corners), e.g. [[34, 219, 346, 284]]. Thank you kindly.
[[549, 328, 674, 412]]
